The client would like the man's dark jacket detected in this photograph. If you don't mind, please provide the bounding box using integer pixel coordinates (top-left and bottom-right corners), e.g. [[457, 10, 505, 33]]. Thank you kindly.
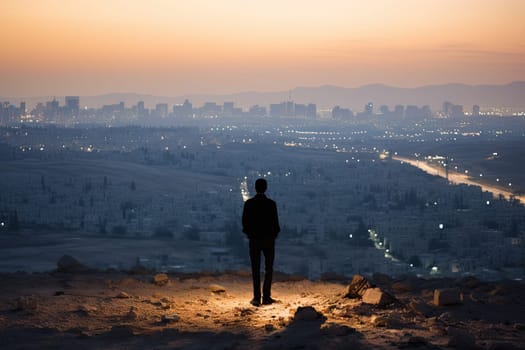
[[242, 194, 280, 239]]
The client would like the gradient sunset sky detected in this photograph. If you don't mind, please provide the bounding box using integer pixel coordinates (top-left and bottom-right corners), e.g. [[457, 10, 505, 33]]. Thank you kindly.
[[1, 0, 524, 97]]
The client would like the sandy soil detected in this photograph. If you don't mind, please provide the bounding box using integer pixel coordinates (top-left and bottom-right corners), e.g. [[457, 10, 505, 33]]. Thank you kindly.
[[1, 270, 525, 349]]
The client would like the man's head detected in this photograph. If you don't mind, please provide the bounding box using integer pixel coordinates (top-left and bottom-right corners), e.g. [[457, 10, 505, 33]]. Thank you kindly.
[[255, 178, 267, 194]]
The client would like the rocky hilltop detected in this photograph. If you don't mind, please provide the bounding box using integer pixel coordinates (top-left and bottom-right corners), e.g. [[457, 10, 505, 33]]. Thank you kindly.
[[1, 257, 524, 350]]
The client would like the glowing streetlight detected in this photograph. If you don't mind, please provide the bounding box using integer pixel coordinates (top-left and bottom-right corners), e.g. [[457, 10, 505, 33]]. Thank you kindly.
[[439, 224, 444, 230]]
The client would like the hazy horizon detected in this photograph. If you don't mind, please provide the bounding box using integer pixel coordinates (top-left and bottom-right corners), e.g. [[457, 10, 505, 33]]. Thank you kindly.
[[1, 1, 524, 97]]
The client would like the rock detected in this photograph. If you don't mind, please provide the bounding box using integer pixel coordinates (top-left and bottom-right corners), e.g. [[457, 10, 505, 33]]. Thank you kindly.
[[264, 323, 275, 332], [116, 291, 131, 299], [293, 306, 324, 321], [344, 274, 373, 298], [320, 322, 356, 336], [209, 284, 226, 293], [78, 304, 97, 315], [434, 288, 462, 306], [57, 255, 88, 273], [162, 314, 180, 323], [391, 281, 413, 293], [127, 307, 139, 320], [408, 300, 435, 317], [54, 291, 65, 296], [152, 273, 169, 286], [370, 314, 401, 328], [361, 288, 394, 306], [370, 315, 389, 327], [446, 327, 476, 349]]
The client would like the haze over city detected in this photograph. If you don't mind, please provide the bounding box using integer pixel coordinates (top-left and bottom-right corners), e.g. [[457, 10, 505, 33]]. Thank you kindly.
[[2, 2, 525, 349], [1, 0, 524, 97]]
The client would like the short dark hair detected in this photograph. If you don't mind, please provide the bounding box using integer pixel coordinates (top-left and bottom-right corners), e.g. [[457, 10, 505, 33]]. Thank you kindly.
[[255, 178, 267, 193]]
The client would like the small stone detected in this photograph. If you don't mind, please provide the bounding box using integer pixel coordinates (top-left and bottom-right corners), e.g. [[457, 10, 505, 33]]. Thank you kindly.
[[116, 291, 131, 299], [209, 284, 226, 293], [127, 307, 139, 320], [264, 323, 275, 332], [362, 288, 394, 306], [344, 274, 372, 298], [78, 304, 97, 315], [152, 273, 169, 286], [294, 306, 323, 321], [162, 314, 180, 323], [370, 315, 389, 327], [434, 288, 462, 306], [57, 254, 88, 273]]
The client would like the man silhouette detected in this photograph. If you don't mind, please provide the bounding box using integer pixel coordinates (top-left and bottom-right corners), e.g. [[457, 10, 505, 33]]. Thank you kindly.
[[242, 178, 280, 306]]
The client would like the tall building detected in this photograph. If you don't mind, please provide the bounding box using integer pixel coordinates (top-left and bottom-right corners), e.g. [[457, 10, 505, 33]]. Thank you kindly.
[[155, 103, 168, 118], [65, 96, 80, 117], [306, 103, 317, 118], [472, 105, 480, 117]]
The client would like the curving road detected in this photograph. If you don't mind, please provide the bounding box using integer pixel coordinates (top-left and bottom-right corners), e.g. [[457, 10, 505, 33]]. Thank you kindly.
[[393, 156, 523, 204]]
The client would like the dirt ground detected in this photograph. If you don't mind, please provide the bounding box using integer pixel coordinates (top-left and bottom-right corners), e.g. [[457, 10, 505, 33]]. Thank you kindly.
[[1, 270, 525, 349]]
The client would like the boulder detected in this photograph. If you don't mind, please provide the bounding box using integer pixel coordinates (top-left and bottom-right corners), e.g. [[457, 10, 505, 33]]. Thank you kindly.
[[209, 284, 226, 293], [434, 288, 463, 306], [57, 255, 88, 273], [116, 291, 131, 299], [370, 314, 401, 328], [162, 314, 180, 323], [344, 274, 373, 298], [293, 306, 324, 321], [361, 288, 394, 306], [152, 273, 169, 286]]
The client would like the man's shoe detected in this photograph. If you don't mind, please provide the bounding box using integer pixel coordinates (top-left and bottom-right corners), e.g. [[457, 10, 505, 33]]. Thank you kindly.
[[262, 297, 277, 305], [250, 298, 261, 307]]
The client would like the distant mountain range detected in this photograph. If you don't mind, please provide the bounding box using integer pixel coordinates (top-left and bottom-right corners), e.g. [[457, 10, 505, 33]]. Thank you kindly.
[[4, 82, 525, 111]]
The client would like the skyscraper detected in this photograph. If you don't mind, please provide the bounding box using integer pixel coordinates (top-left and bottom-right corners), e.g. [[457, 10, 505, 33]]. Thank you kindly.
[[65, 96, 80, 117]]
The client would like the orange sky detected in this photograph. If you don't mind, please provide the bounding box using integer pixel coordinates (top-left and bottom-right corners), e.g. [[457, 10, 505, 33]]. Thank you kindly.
[[1, 0, 524, 96]]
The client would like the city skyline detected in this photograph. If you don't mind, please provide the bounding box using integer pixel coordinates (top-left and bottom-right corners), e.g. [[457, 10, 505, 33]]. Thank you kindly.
[[1, 0, 524, 97]]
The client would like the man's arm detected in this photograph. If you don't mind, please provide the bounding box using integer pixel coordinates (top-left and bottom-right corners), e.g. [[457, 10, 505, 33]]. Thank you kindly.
[[272, 201, 280, 238]]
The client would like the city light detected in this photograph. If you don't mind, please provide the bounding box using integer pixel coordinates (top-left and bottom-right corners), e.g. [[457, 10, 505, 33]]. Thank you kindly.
[[439, 224, 444, 230]]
